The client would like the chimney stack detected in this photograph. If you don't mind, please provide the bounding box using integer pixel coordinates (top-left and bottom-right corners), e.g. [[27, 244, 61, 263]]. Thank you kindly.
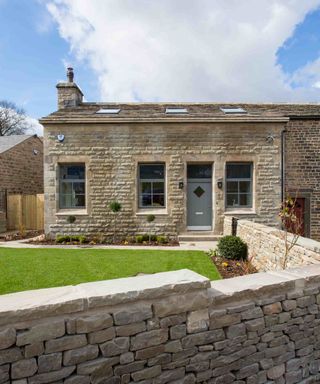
[[56, 67, 83, 110], [67, 67, 74, 83]]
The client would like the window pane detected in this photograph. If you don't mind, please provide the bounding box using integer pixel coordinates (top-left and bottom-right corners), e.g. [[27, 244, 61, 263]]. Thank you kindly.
[[187, 164, 212, 179], [240, 194, 251, 207], [73, 182, 85, 194], [227, 163, 251, 179], [75, 194, 85, 207], [226, 181, 238, 193], [153, 182, 164, 193], [60, 165, 85, 180], [141, 182, 151, 193], [60, 194, 73, 209], [153, 194, 165, 207], [226, 194, 239, 207], [239, 181, 251, 193], [141, 194, 152, 207], [140, 164, 164, 179], [61, 182, 72, 194]]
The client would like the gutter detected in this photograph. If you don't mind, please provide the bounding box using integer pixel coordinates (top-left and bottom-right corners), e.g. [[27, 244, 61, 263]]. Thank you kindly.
[[281, 128, 287, 204], [39, 117, 290, 125]]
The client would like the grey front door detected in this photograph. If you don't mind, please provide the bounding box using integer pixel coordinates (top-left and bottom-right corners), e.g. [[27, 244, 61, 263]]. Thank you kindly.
[[187, 164, 212, 230]]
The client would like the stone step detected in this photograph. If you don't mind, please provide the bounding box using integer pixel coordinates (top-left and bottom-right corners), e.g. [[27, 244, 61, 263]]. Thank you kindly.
[[178, 232, 222, 242]]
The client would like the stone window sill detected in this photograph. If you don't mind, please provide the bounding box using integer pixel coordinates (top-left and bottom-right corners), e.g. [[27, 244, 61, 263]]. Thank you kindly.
[[136, 209, 168, 216], [224, 209, 257, 215], [56, 209, 88, 216]]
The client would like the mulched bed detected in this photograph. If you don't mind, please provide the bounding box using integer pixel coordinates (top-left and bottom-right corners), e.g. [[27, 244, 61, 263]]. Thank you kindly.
[[211, 255, 258, 279], [0, 230, 44, 242], [28, 237, 179, 247]]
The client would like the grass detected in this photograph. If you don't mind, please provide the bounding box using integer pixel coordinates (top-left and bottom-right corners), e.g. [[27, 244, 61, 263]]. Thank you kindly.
[[0, 248, 220, 295]]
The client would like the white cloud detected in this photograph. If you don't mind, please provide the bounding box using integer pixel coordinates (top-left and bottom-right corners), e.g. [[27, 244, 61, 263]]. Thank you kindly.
[[26, 117, 44, 137], [46, 0, 320, 102]]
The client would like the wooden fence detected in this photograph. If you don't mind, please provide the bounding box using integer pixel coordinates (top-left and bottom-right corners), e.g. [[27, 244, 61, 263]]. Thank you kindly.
[[7, 194, 44, 231]]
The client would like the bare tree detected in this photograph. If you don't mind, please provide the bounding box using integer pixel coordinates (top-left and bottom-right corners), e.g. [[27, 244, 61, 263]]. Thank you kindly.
[[0, 100, 29, 136], [278, 194, 303, 269]]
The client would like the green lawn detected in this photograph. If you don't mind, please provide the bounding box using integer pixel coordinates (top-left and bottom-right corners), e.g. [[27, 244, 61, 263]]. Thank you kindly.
[[0, 248, 220, 295]]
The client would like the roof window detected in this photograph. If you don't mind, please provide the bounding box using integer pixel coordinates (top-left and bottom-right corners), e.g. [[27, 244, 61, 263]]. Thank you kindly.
[[96, 108, 121, 114], [220, 107, 247, 114], [165, 108, 188, 114]]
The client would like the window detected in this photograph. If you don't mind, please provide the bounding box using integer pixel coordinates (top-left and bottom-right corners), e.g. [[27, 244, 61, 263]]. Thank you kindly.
[[139, 164, 165, 208], [96, 108, 120, 114], [226, 163, 252, 208], [59, 164, 85, 209], [220, 107, 247, 114], [165, 108, 188, 114]]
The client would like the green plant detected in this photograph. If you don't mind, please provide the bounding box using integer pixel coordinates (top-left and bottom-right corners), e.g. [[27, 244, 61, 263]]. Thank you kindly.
[[136, 235, 144, 243], [142, 234, 149, 242], [217, 235, 247, 260], [56, 235, 87, 244], [156, 235, 168, 244], [146, 214, 156, 243], [66, 215, 76, 224], [109, 201, 122, 243], [206, 248, 217, 257]]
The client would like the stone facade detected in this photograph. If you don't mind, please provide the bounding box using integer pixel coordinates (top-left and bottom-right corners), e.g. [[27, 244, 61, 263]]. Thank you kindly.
[[41, 72, 320, 240], [0, 135, 43, 195], [2, 268, 320, 383], [284, 118, 320, 240], [43, 121, 284, 238], [224, 216, 320, 271]]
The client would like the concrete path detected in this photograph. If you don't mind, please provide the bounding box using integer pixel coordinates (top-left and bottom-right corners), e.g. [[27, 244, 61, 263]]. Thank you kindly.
[[0, 238, 217, 251]]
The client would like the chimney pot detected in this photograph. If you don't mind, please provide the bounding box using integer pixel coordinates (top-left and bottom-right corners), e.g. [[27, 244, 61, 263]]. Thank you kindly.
[[67, 67, 74, 83]]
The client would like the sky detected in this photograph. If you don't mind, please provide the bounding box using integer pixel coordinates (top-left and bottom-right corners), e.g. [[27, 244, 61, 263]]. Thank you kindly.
[[1, 0, 320, 135]]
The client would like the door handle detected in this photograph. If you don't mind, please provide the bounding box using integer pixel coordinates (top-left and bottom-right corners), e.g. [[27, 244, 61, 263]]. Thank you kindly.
[[195, 212, 203, 215]]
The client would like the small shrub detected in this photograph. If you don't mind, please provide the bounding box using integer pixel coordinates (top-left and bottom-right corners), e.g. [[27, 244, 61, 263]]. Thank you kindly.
[[146, 214, 155, 223], [56, 235, 87, 244], [56, 235, 69, 243], [217, 235, 247, 260], [136, 235, 144, 243], [142, 234, 149, 242], [157, 235, 168, 244]]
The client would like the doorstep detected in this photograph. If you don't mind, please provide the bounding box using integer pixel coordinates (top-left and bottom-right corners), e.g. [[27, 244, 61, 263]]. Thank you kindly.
[[178, 231, 222, 242]]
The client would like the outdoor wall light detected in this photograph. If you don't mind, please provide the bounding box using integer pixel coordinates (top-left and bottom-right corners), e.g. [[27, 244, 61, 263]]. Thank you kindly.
[[179, 181, 184, 189], [217, 179, 223, 189], [266, 135, 274, 144], [57, 134, 65, 142]]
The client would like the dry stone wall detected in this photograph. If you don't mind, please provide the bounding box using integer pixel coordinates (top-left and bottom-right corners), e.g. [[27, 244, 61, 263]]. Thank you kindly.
[[2, 268, 320, 383], [224, 216, 320, 271]]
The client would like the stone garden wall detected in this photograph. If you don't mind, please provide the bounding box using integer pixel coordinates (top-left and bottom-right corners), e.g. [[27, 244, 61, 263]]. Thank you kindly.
[[224, 216, 320, 271], [2, 268, 320, 383]]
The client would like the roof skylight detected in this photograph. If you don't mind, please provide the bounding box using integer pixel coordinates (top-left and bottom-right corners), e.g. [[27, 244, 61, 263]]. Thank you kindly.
[[165, 108, 188, 114], [220, 107, 247, 114], [96, 108, 121, 114]]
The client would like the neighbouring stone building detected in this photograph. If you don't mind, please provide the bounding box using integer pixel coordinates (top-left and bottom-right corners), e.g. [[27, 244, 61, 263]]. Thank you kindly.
[[0, 134, 44, 195], [0, 134, 43, 233], [41, 68, 320, 240]]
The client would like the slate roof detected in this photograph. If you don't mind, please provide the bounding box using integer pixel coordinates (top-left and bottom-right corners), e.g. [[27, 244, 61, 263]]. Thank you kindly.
[[0, 135, 34, 154], [40, 102, 320, 124]]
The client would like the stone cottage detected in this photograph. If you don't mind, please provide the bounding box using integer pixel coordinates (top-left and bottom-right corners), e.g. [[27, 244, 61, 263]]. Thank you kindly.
[[0, 134, 43, 195], [40, 68, 320, 240]]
